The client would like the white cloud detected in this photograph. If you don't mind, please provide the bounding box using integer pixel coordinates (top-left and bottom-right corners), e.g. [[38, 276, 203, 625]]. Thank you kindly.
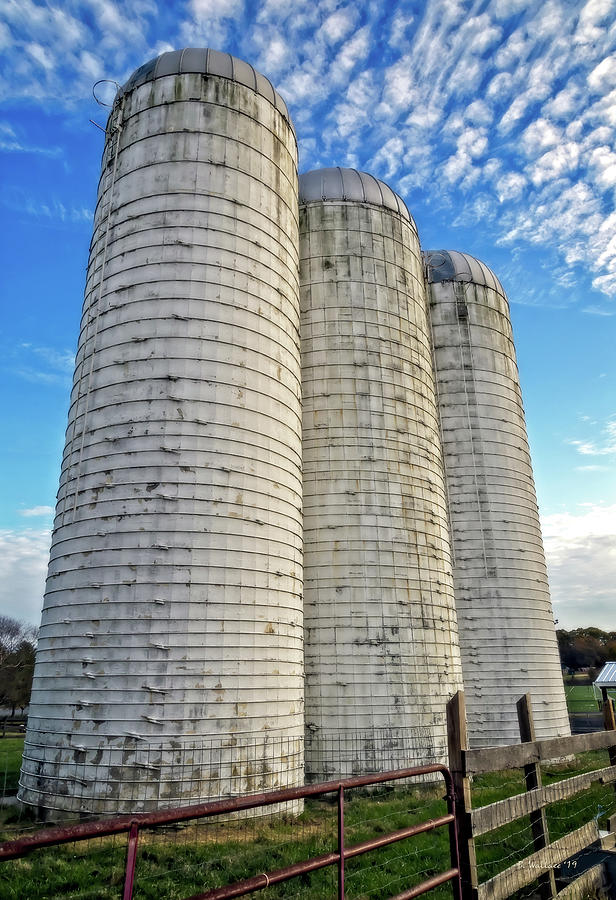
[[19, 507, 54, 518], [320, 8, 356, 44], [191, 0, 242, 16], [592, 273, 616, 295], [279, 61, 329, 106], [258, 36, 291, 74], [576, 0, 616, 46], [1, 0, 86, 49], [0, 0, 615, 305], [542, 504, 616, 629], [1, 187, 93, 223], [486, 71, 513, 99], [370, 136, 405, 180], [576, 465, 610, 471], [25, 344, 75, 372], [498, 95, 532, 133], [545, 85, 582, 120], [464, 100, 493, 126], [87, 0, 155, 49], [6, 342, 75, 388], [530, 143, 581, 185], [25, 41, 55, 71], [494, 26, 532, 70], [0, 121, 62, 157], [381, 55, 416, 112], [521, 119, 562, 156], [568, 417, 616, 455], [534, 0, 565, 38], [439, 128, 488, 186], [0, 529, 50, 626], [328, 25, 370, 84], [491, 0, 529, 17], [0, 137, 62, 157], [0, 0, 156, 104], [496, 172, 527, 201], [78, 49, 104, 81], [389, 10, 414, 47], [589, 145, 616, 189], [0, 21, 11, 50], [467, 18, 502, 53], [588, 54, 616, 91], [457, 128, 488, 159]]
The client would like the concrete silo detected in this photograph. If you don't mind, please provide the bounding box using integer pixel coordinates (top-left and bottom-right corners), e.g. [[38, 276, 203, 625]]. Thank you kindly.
[[300, 169, 463, 780], [425, 250, 570, 746], [20, 49, 304, 815]]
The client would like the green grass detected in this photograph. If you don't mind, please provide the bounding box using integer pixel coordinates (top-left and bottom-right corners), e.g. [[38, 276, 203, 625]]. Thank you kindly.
[[472, 749, 616, 888], [564, 684, 601, 713], [1, 750, 615, 899], [0, 737, 24, 793], [0, 786, 454, 900]]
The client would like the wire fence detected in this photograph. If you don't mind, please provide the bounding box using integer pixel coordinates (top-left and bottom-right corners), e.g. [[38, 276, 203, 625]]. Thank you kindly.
[[305, 725, 446, 784], [17, 729, 305, 819], [2, 724, 616, 899], [0, 757, 458, 900], [469, 745, 616, 900], [4, 725, 447, 821]]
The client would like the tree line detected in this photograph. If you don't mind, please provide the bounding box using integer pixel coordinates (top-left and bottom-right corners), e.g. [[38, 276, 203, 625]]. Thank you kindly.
[[557, 627, 616, 672], [0, 616, 37, 717]]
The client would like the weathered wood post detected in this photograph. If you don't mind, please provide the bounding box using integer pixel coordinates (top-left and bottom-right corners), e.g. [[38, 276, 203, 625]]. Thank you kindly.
[[601, 687, 616, 733], [601, 688, 616, 820], [447, 691, 478, 900], [516, 694, 557, 899]]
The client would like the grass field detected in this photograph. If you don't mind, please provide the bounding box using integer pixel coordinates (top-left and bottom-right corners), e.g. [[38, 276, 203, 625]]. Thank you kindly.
[[1, 747, 615, 899], [0, 738, 24, 794], [0, 784, 457, 900], [564, 683, 601, 713]]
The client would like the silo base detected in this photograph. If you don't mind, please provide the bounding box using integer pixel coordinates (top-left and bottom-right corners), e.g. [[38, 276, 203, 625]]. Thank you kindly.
[[305, 726, 446, 784], [18, 729, 304, 820]]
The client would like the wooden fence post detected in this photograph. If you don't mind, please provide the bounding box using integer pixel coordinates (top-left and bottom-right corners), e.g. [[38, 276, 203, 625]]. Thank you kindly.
[[601, 688, 616, 818], [601, 687, 616, 733], [516, 694, 557, 899], [447, 691, 478, 900]]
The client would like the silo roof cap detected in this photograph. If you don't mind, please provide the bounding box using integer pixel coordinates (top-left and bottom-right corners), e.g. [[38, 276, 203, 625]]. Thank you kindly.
[[121, 48, 294, 133], [299, 167, 412, 222], [424, 249, 505, 295]]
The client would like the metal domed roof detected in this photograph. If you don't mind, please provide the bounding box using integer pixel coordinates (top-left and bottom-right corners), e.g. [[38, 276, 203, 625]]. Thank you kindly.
[[121, 48, 293, 132], [299, 167, 411, 222], [423, 249, 505, 295]]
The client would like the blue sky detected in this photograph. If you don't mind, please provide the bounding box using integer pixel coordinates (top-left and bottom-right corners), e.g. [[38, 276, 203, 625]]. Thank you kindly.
[[0, 0, 614, 630]]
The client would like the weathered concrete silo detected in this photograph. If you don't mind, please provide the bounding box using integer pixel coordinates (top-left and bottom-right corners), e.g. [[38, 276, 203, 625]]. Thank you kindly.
[[20, 49, 304, 815], [425, 250, 570, 746], [300, 169, 463, 780]]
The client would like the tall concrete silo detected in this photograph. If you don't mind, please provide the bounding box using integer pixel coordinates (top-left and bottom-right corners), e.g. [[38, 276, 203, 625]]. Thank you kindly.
[[20, 49, 304, 816], [300, 169, 463, 780], [425, 250, 570, 746]]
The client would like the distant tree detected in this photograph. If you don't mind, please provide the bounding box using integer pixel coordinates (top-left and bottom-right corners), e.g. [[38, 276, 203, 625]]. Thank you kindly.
[[557, 627, 616, 672], [0, 617, 37, 717]]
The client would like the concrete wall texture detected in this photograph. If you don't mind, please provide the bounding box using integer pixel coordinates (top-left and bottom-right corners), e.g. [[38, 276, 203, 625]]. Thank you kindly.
[[21, 48, 569, 814]]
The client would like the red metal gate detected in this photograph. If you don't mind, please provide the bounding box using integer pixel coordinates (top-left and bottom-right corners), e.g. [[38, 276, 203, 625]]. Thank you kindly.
[[1, 763, 461, 900]]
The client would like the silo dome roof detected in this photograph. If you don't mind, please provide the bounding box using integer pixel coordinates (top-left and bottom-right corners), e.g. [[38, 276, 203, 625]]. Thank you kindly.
[[424, 249, 505, 295], [121, 48, 293, 131], [299, 167, 412, 222]]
